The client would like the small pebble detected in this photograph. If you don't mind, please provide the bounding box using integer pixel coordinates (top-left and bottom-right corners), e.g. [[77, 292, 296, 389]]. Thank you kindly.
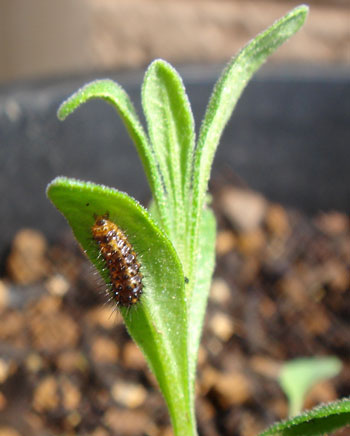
[[33, 376, 59, 412], [197, 345, 208, 367], [91, 336, 119, 364], [65, 410, 81, 428], [61, 377, 81, 410], [216, 230, 236, 255], [210, 278, 231, 305], [29, 310, 80, 352], [111, 381, 147, 408], [0, 281, 9, 310], [265, 204, 290, 237], [86, 306, 120, 329], [240, 412, 266, 436], [220, 187, 267, 232], [249, 356, 281, 378], [7, 229, 48, 284], [214, 370, 251, 407], [122, 341, 146, 370], [237, 229, 266, 255], [0, 359, 10, 383], [304, 380, 338, 409], [209, 312, 234, 342], [104, 408, 150, 436], [25, 353, 43, 373], [90, 428, 109, 436], [57, 350, 88, 373], [45, 274, 69, 296], [0, 392, 7, 410], [0, 428, 22, 436], [201, 367, 251, 407], [315, 211, 349, 236]]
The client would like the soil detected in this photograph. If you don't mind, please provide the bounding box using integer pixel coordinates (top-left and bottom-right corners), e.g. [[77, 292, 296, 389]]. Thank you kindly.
[[0, 181, 349, 436]]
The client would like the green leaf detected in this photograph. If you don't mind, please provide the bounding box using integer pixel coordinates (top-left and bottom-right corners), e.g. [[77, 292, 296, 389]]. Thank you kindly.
[[148, 190, 216, 421], [259, 398, 350, 436], [188, 207, 216, 396], [142, 60, 195, 258], [279, 357, 342, 417], [190, 5, 308, 278], [46, 177, 196, 436], [57, 79, 170, 232]]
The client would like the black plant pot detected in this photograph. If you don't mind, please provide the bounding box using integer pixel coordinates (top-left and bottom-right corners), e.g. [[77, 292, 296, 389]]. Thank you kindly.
[[0, 64, 349, 250]]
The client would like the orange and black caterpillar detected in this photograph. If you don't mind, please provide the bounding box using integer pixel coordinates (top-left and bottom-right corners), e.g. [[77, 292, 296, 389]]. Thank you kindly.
[[91, 215, 143, 307]]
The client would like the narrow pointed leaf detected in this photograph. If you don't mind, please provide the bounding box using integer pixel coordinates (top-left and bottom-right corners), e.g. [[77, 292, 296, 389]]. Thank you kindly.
[[142, 60, 195, 254], [188, 207, 216, 393], [57, 79, 170, 232], [190, 5, 308, 273], [259, 398, 350, 436], [46, 177, 195, 436]]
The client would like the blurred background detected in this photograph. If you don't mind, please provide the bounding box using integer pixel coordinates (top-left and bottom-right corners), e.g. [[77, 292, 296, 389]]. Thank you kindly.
[[0, 1, 349, 436], [0, 0, 349, 83]]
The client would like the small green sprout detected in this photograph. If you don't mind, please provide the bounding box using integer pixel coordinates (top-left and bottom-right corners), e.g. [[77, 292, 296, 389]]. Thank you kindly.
[[46, 5, 350, 436], [279, 356, 342, 417]]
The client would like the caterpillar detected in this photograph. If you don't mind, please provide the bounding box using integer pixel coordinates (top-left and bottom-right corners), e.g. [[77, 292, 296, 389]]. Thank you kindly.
[[91, 215, 143, 307]]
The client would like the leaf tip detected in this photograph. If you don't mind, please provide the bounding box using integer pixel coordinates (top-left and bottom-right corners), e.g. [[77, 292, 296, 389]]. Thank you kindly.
[[57, 102, 67, 121], [290, 4, 309, 24], [56, 79, 117, 121], [46, 176, 65, 198]]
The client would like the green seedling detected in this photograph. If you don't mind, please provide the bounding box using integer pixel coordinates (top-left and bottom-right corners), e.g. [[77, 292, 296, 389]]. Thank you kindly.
[[279, 356, 342, 417], [47, 5, 350, 435]]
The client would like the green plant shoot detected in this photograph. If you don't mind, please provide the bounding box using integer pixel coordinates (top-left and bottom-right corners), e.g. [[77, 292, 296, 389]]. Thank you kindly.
[[279, 357, 342, 417], [46, 5, 350, 436]]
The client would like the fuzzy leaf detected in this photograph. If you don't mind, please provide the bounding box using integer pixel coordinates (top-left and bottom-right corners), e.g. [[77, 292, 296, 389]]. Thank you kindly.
[[188, 207, 216, 394], [259, 398, 350, 436], [57, 79, 169, 232], [142, 60, 195, 258], [46, 177, 196, 436], [190, 5, 309, 277]]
